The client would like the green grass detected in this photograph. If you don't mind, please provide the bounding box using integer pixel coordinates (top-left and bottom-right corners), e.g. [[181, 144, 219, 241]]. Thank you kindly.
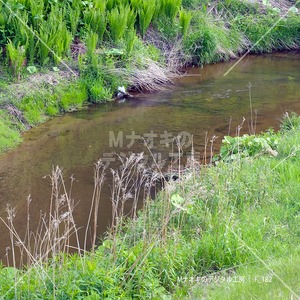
[[190, 254, 300, 299], [0, 111, 22, 152]]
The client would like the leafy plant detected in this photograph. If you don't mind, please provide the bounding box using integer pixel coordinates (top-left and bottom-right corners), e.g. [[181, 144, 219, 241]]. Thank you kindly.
[[107, 5, 131, 43], [179, 9, 192, 39], [86, 31, 98, 59], [6, 41, 26, 80], [217, 132, 279, 162], [83, 3, 106, 42], [138, 1, 156, 38], [162, 0, 182, 22], [26, 65, 37, 74]]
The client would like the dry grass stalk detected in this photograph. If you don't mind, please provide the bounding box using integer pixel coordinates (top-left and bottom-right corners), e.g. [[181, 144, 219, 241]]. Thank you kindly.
[[107, 58, 176, 92], [84, 160, 106, 254], [1, 166, 81, 268]]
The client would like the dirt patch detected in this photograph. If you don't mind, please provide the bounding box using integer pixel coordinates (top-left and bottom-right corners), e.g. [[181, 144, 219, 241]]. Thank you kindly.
[[2, 104, 31, 130], [246, 0, 297, 14], [0, 70, 78, 103]]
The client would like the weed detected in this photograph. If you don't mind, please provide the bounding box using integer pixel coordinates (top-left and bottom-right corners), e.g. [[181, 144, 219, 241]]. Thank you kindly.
[[179, 9, 192, 40], [138, 1, 156, 38], [59, 82, 88, 111], [6, 41, 26, 81]]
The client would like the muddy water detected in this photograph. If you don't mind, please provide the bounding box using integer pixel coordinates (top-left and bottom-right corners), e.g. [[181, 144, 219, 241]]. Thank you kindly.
[[0, 52, 300, 263]]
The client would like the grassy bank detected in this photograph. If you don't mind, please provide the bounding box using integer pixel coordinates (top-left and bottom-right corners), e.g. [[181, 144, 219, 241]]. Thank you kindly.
[[1, 0, 300, 152], [0, 113, 299, 299]]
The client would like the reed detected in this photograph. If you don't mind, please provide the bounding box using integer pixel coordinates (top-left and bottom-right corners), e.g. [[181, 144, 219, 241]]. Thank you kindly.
[[1, 167, 81, 268]]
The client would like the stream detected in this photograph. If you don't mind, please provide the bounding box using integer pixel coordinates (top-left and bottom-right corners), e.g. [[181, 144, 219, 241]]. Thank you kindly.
[[0, 52, 300, 264]]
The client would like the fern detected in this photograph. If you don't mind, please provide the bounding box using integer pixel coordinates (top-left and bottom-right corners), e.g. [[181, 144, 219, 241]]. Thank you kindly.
[[6, 41, 26, 81]]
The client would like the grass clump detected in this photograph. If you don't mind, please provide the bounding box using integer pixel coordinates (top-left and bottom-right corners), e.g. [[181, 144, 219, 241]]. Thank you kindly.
[[59, 82, 88, 111]]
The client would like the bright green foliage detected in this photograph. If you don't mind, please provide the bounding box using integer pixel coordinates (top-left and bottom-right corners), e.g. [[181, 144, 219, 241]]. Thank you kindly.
[[83, 2, 106, 42], [107, 5, 132, 43], [196, 255, 300, 299], [217, 131, 279, 162], [231, 11, 300, 53], [6, 41, 26, 80], [179, 9, 192, 39], [1, 0, 300, 72], [69, 5, 81, 36], [184, 13, 243, 65], [38, 7, 72, 65], [138, 1, 156, 38], [59, 82, 88, 111], [161, 0, 182, 21], [218, 0, 259, 15], [89, 80, 112, 102], [86, 31, 98, 59], [0, 112, 22, 152], [124, 29, 137, 55]]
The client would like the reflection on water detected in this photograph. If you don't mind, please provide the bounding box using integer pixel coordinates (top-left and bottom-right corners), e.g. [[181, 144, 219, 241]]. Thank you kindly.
[[0, 52, 300, 263]]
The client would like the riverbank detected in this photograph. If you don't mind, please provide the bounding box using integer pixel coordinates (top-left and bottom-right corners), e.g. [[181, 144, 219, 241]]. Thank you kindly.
[[1, 112, 299, 298], [1, 0, 300, 153]]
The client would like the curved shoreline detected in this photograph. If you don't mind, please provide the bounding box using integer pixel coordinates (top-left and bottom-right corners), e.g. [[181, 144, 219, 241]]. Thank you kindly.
[[1, 0, 300, 154]]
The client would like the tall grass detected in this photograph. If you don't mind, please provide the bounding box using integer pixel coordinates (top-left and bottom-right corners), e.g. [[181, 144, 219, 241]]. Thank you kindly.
[[179, 9, 192, 39], [138, 1, 156, 38], [1, 0, 299, 75], [6, 41, 26, 80], [108, 5, 131, 43], [83, 3, 106, 42]]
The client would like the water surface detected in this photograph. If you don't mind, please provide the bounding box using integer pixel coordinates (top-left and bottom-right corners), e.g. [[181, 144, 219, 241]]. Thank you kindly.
[[0, 52, 300, 263]]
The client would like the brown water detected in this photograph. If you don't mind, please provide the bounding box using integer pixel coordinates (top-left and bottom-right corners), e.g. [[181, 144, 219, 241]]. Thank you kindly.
[[0, 52, 300, 263]]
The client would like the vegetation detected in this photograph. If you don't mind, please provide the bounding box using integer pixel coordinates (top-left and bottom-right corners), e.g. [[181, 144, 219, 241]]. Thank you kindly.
[[0, 0, 300, 152], [1, 112, 300, 298]]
